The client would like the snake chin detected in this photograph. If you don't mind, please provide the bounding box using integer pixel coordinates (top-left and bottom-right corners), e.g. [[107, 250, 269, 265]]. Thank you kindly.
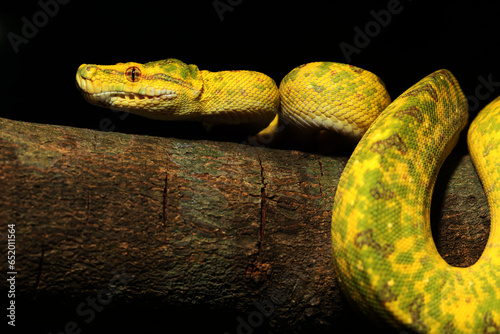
[[81, 90, 177, 106], [75, 73, 178, 109], [77, 82, 178, 110]]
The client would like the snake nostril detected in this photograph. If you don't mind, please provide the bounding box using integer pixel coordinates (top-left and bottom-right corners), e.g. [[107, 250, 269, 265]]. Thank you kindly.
[[78, 64, 97, 79]]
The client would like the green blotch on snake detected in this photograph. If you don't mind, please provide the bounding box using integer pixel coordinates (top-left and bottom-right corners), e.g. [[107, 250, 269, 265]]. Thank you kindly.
[[253, 84, 269, 92], [157, 60, 183, 74], [180, 64, 199, 80], [330, 70, 355, 84], [314, 62, 335, 78], [395, 250, 415, 265], [282, 68, 299, 84], [310, 82, 325, 93], [363, 87, 377, 97], [226, 89, 237, 97]]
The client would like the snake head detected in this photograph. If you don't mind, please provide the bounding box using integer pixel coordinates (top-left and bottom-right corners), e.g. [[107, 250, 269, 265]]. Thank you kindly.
[[75, 59, 203, 120]]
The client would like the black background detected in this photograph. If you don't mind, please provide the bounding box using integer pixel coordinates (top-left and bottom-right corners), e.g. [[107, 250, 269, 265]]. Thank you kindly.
[[2, 0, 500, 333], [2, 0, 500, 139]]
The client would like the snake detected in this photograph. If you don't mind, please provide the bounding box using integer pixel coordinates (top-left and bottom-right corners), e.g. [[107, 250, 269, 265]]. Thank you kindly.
[[76, 59, 500, 332]]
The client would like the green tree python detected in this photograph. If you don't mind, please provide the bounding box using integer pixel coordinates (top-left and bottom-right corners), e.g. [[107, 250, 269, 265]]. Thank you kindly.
[[76, 59, 500, 333]]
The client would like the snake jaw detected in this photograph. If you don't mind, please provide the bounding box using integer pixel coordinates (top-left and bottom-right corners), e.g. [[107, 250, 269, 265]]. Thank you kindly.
[[76, 82, 178, 110], [76, 80, 178, 107], [75, 63, 181, 114]]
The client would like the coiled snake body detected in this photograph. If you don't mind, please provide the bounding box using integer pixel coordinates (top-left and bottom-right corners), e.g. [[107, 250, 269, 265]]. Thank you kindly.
[[76, 59, 500, 333]]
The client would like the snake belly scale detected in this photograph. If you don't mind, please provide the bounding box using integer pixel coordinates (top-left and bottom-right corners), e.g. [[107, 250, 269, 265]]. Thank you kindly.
[[76, 59, 500, 332]]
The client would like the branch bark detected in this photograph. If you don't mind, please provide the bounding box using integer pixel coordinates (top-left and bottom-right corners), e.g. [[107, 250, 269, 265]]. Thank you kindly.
[[0, 117, 490, 333]]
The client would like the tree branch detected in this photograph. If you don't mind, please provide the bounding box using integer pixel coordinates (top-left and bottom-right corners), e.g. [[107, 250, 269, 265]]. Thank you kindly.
[[0, 117, 489, 333]]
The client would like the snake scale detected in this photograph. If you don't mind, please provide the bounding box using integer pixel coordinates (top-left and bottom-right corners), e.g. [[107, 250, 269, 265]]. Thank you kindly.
[[76, 59, 500, 333]]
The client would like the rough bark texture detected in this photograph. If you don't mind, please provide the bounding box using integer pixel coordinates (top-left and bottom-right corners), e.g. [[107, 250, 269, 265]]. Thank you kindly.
[[0, 117, 490, 333]]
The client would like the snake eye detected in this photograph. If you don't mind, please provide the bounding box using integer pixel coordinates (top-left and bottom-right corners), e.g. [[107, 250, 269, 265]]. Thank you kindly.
[[125, 66, 141, 82]]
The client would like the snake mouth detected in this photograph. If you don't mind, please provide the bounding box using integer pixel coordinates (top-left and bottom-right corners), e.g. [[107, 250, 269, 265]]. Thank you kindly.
[[75, 75, 177, 108], [79, 89, 178, 107]]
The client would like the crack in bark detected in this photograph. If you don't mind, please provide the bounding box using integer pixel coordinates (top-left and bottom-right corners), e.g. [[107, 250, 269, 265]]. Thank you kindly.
[[255, 150, 267, 256], [162, 162, 169, 236], [86, 188, 91, 224], [33, 247, 44, 300], [317, 156, 325, 204]]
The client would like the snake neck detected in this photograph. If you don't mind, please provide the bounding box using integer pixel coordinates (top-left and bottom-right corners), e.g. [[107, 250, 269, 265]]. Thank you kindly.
[[198, 70, 279, 125]]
